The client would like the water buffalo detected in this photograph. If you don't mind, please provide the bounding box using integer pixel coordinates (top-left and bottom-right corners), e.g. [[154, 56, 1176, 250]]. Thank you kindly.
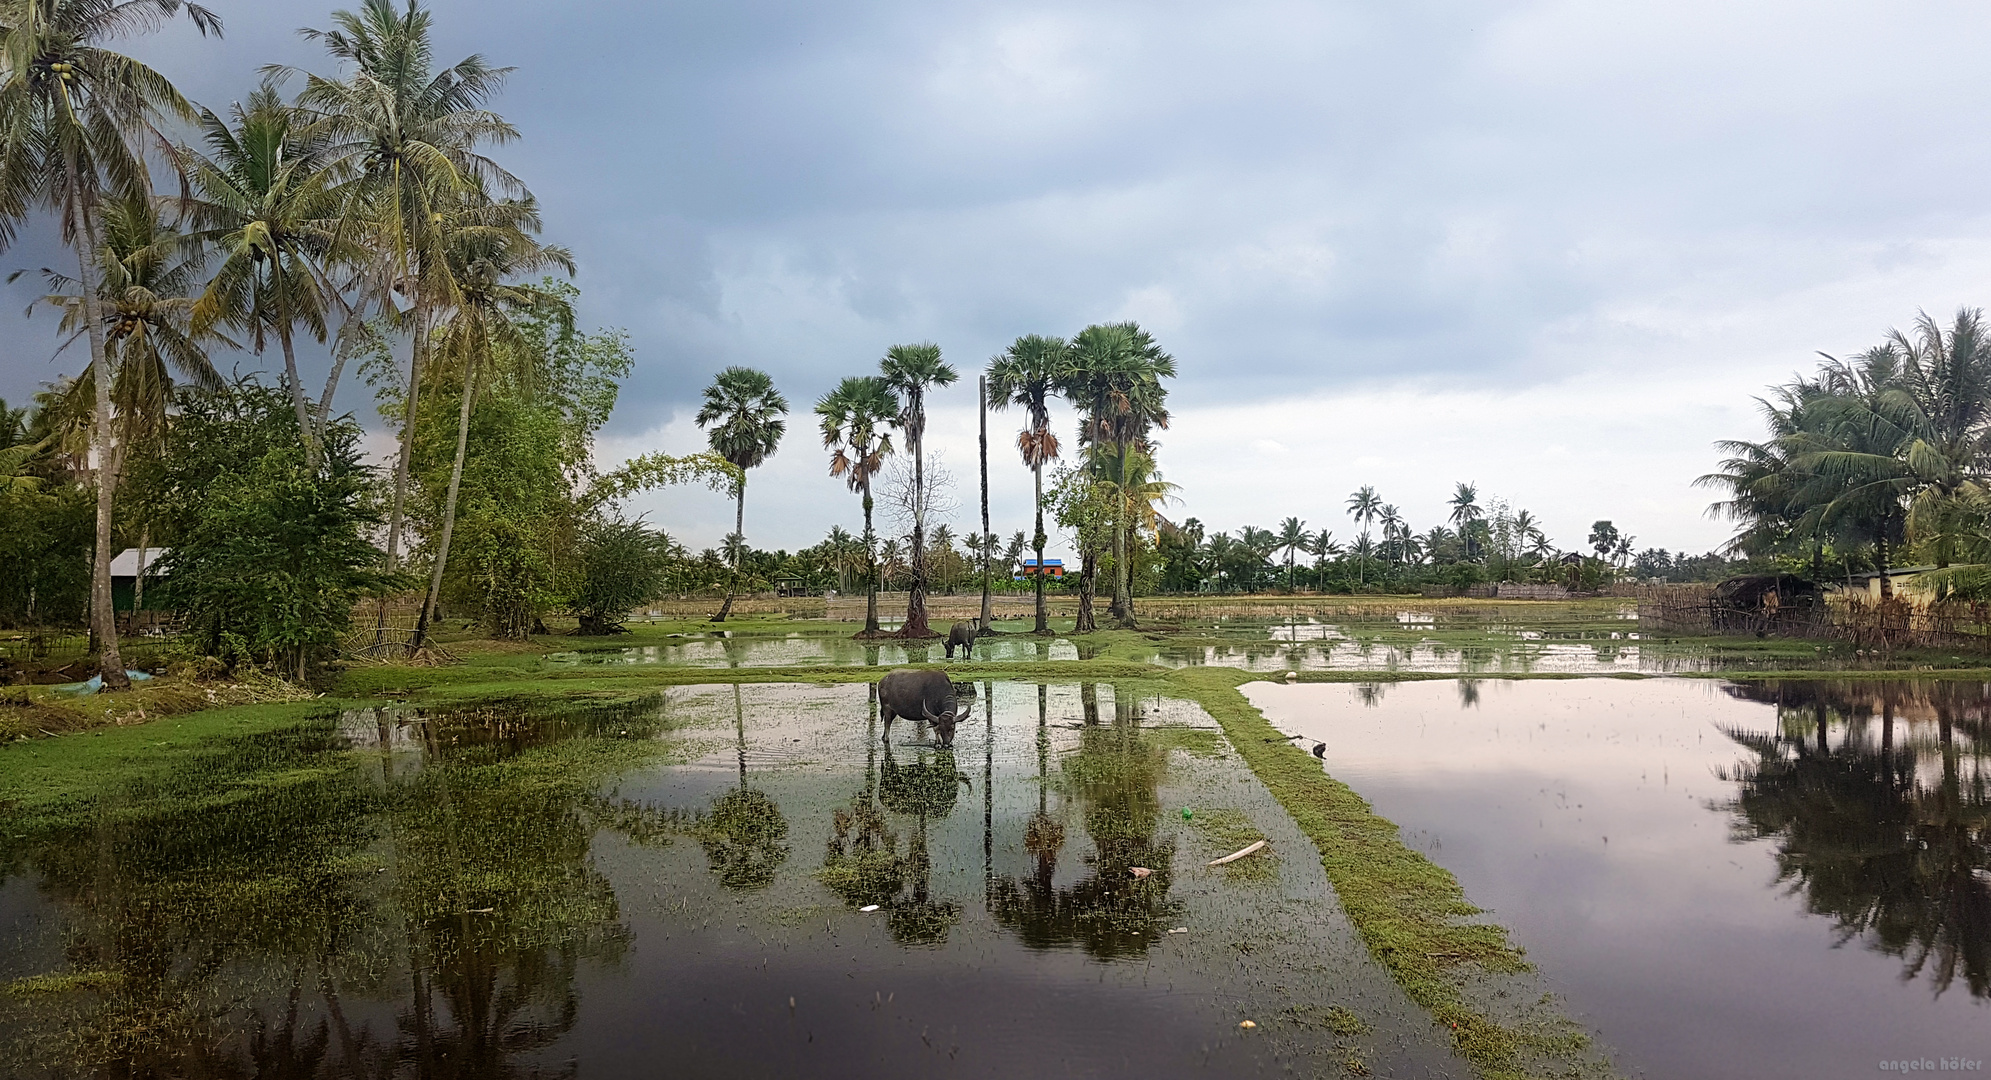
[[877, 668, 963, 748], [944, 618, 980, 659]]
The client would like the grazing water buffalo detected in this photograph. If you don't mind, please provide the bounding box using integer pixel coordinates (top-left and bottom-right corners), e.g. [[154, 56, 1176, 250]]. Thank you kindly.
[[944, 619, 980, 659], [877, 668, 963, 748]]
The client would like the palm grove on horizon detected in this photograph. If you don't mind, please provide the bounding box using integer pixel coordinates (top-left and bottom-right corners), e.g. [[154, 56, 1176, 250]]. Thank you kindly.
[[1702, 307, 1991, 599], [0, 0, 1742, 693]]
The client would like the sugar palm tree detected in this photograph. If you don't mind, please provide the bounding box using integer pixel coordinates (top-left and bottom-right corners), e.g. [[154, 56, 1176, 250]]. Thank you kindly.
[[182, 78, 346, 470], [1062, 322, 1173, 624], [289, 0, 523, 598], [986, 333, 1066, 634], [878, 342, 956, 637], [816, 375, 897, 635], [1276, 516, 1311, 594], [1448, 482, 1482, 559], [410, 194, 574, 648], [0, 0, 221, 688], [697, 366, 787, 623]]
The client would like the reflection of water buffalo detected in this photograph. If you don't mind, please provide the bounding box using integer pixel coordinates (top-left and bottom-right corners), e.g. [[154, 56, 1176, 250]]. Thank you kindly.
[[944, 619, 979, 659], [878, 668, 962, 748]]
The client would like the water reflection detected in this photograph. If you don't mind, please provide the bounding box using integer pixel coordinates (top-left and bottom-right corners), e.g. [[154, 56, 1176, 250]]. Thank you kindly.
[[0, 696, 675, 1079], [1719, 682, 1991, 998], [695, 685, 791, 889], [989, 688, 1180, 957], [2, 682, 1419, 1078]]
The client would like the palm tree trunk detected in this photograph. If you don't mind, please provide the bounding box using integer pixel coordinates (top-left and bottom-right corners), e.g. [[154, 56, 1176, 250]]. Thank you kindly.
[[715, 482, 745, 622], [74, 183, 128, 690], [276, 277, 320, 471], [978, 377, 992, 633], [861, 482, 880, 634], [378, 294, 429, 643], [413, 357, 476, 649], [1032, 462, 1048, 635], [1076, 549, 1097, 633], [905, 419, 931, 637], [132, 523, 149, 623], [1111, 442, 1131, 623]]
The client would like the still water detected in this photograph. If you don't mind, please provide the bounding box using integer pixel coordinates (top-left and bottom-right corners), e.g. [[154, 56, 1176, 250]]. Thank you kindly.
[[0, 683, 1457, 1078], [549, 612, 1841, 675], [1249, 677, 1991, 1079]]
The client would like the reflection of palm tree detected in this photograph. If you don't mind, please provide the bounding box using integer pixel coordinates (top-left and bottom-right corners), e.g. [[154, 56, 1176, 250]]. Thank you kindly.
[[822, 684, 904, 906], [1721, 681, 1991, 997], [697, 685, 791, 890], [876, 744, 963, 944], [990, 686, 1180, 958]]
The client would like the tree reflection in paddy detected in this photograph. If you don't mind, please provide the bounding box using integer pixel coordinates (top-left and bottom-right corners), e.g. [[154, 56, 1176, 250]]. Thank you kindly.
[[0, 695, 681, 1079], [1720, 681, 1991, 998], [989, 685, 1181, 958]]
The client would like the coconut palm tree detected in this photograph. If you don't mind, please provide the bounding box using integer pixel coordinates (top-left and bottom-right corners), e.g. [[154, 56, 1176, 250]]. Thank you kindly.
[[987, 333, 1066, 634], [20, 193, 222, 615], [289, 0, 524, 601], [1344, 485, 1379, 584], [878, 342, 956, 637], [697, 366, 788, 623], [1380, 504, 1408, 569], [410, 194, 574, 648], [1062, 323, 1173, 624], [1276, 516, 1311, 594], [182, 78, 346, 470], [1448, 482, 1483, 559], [0, 0, 221, 688], [816, 375, 897, 635]]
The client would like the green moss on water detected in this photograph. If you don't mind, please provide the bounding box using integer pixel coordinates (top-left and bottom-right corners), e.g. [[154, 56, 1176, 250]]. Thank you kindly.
[[1159, 665, 1600, 1080], [2, 972, 123, 998]]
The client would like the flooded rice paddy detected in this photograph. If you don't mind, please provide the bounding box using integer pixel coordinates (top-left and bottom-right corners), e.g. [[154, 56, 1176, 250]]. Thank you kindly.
[[0, 682, 1471, 1079], [1250, 677, 1991, 1079], [548, 609, 1849, 675]]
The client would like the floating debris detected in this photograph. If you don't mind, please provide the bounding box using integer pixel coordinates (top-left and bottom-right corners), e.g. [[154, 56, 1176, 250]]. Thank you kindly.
[[859, 904, 880, 912], [1129, 867, 1152, 879], [1208, 840, 1268, 867]]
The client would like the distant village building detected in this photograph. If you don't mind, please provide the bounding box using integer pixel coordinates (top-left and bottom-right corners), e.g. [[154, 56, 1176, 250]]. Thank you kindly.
[[110, 548, 173, 633], [1015, 558, 1064, 581]]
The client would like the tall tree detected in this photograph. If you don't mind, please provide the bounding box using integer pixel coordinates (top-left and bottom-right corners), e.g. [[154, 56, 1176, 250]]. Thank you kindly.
[[183, 78, 344, 470], [986, 333, 1065, 634], [1061, 322, 1173, 625], [1448, 482, 1482, 559], [21, 194, 223, 620], [291, 0, 523, 614], [411, 195, 574, 649], [0, 0, 221, 688], [1276, 516, 1311, 594], [816, 375, 896, 636], [878, 342, 955, 637], [1345, 485, 1379, 585], [696, 365, 787, 623], [977, 374, 991, 631]]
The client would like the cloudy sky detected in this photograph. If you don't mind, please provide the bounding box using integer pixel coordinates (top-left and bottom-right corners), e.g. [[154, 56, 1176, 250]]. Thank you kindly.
[[6, 0, 1991, 559]]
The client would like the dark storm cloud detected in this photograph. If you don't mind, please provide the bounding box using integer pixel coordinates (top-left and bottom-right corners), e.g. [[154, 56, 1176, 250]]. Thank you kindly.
[[7, 0, 1991, 552]]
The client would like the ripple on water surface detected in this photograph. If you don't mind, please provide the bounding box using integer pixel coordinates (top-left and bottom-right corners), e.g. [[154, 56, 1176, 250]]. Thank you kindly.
[[1249, 676, 1991, 1079]]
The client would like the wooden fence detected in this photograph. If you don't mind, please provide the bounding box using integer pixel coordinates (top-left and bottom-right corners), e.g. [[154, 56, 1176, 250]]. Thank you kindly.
[[1637, 584, 1991, 653]]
